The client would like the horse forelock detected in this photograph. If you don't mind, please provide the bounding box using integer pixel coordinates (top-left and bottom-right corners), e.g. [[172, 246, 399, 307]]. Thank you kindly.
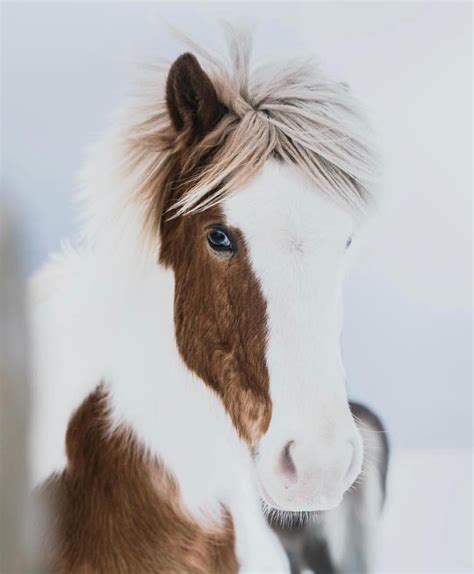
[[122, 29, 377, 241]]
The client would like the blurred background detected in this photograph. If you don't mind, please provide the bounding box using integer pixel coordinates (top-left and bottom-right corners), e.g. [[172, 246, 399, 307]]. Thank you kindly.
[[2, 2, 472, 571]]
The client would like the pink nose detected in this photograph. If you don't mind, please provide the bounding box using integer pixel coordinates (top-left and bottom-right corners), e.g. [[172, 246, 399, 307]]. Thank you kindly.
[[277, 438, 360, 490]]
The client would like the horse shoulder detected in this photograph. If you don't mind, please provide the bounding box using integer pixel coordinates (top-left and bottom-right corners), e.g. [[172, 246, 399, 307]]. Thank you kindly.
[[37, 386, 239, 573]]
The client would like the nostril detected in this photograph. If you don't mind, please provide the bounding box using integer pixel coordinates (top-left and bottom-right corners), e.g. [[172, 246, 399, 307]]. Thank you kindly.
[[279, 440, 297, 485]]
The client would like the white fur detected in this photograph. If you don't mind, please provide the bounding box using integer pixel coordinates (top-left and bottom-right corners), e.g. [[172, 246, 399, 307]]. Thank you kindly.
[[225, 161, 364, 512]]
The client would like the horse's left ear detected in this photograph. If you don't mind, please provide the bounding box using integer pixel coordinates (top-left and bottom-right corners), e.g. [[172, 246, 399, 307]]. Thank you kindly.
[[166, 52, 224, 139]]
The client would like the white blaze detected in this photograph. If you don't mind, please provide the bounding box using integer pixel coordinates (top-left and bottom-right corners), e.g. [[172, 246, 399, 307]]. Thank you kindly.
[[225, 161, 363, 511]]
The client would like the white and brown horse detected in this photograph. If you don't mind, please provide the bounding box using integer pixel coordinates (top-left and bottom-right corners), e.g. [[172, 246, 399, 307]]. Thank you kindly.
[[29, 34, 388, 572]]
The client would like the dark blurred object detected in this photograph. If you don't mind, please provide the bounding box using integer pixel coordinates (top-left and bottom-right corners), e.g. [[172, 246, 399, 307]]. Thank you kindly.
[[273, 403, 389, 573], [0, 205, 31, 572]]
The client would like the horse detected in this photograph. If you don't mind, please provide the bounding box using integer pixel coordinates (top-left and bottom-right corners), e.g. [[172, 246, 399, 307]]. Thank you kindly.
[[29, 32, 388, 572]]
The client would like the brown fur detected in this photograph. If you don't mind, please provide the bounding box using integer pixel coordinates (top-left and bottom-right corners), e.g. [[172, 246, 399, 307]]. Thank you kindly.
[[160, 206, 271, 444], [38, 387, 239, 573]]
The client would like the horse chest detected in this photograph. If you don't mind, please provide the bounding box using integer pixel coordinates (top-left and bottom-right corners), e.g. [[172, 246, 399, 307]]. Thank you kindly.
[[38, 387, 239, 573]]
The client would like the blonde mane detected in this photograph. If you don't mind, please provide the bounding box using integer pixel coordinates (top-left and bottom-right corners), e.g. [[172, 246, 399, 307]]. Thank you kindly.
[[123, 29, 376, 235]]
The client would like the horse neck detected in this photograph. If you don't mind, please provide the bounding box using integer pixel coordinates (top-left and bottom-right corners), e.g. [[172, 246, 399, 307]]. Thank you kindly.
[[31, 230, 250, 524], [101, 244, 254, 515]]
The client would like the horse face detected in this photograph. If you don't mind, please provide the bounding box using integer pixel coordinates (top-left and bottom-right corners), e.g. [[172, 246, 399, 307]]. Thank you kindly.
[[160, 160, 362, 512], [161, 52, 363, 512]]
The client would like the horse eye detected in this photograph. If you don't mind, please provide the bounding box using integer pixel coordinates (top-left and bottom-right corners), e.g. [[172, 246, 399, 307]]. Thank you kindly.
[[345, 236, 353, 249], [207, 227, 235, 254]]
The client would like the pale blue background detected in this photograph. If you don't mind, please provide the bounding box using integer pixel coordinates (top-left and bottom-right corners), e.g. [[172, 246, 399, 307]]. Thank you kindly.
[[2, 2, 472, 453]]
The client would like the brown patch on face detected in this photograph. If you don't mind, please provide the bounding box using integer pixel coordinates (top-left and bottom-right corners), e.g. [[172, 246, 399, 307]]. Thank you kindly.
[[160, 206, 272, 444], [37, 386, 238, 573], [133, 51, 272, 445]]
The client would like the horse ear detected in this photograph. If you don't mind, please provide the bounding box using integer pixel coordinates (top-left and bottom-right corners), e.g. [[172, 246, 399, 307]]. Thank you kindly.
[[166, 53, 224, 139]]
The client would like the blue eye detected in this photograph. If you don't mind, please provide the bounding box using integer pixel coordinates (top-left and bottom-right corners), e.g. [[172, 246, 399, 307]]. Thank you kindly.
[[207, 227, 235, 254]]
